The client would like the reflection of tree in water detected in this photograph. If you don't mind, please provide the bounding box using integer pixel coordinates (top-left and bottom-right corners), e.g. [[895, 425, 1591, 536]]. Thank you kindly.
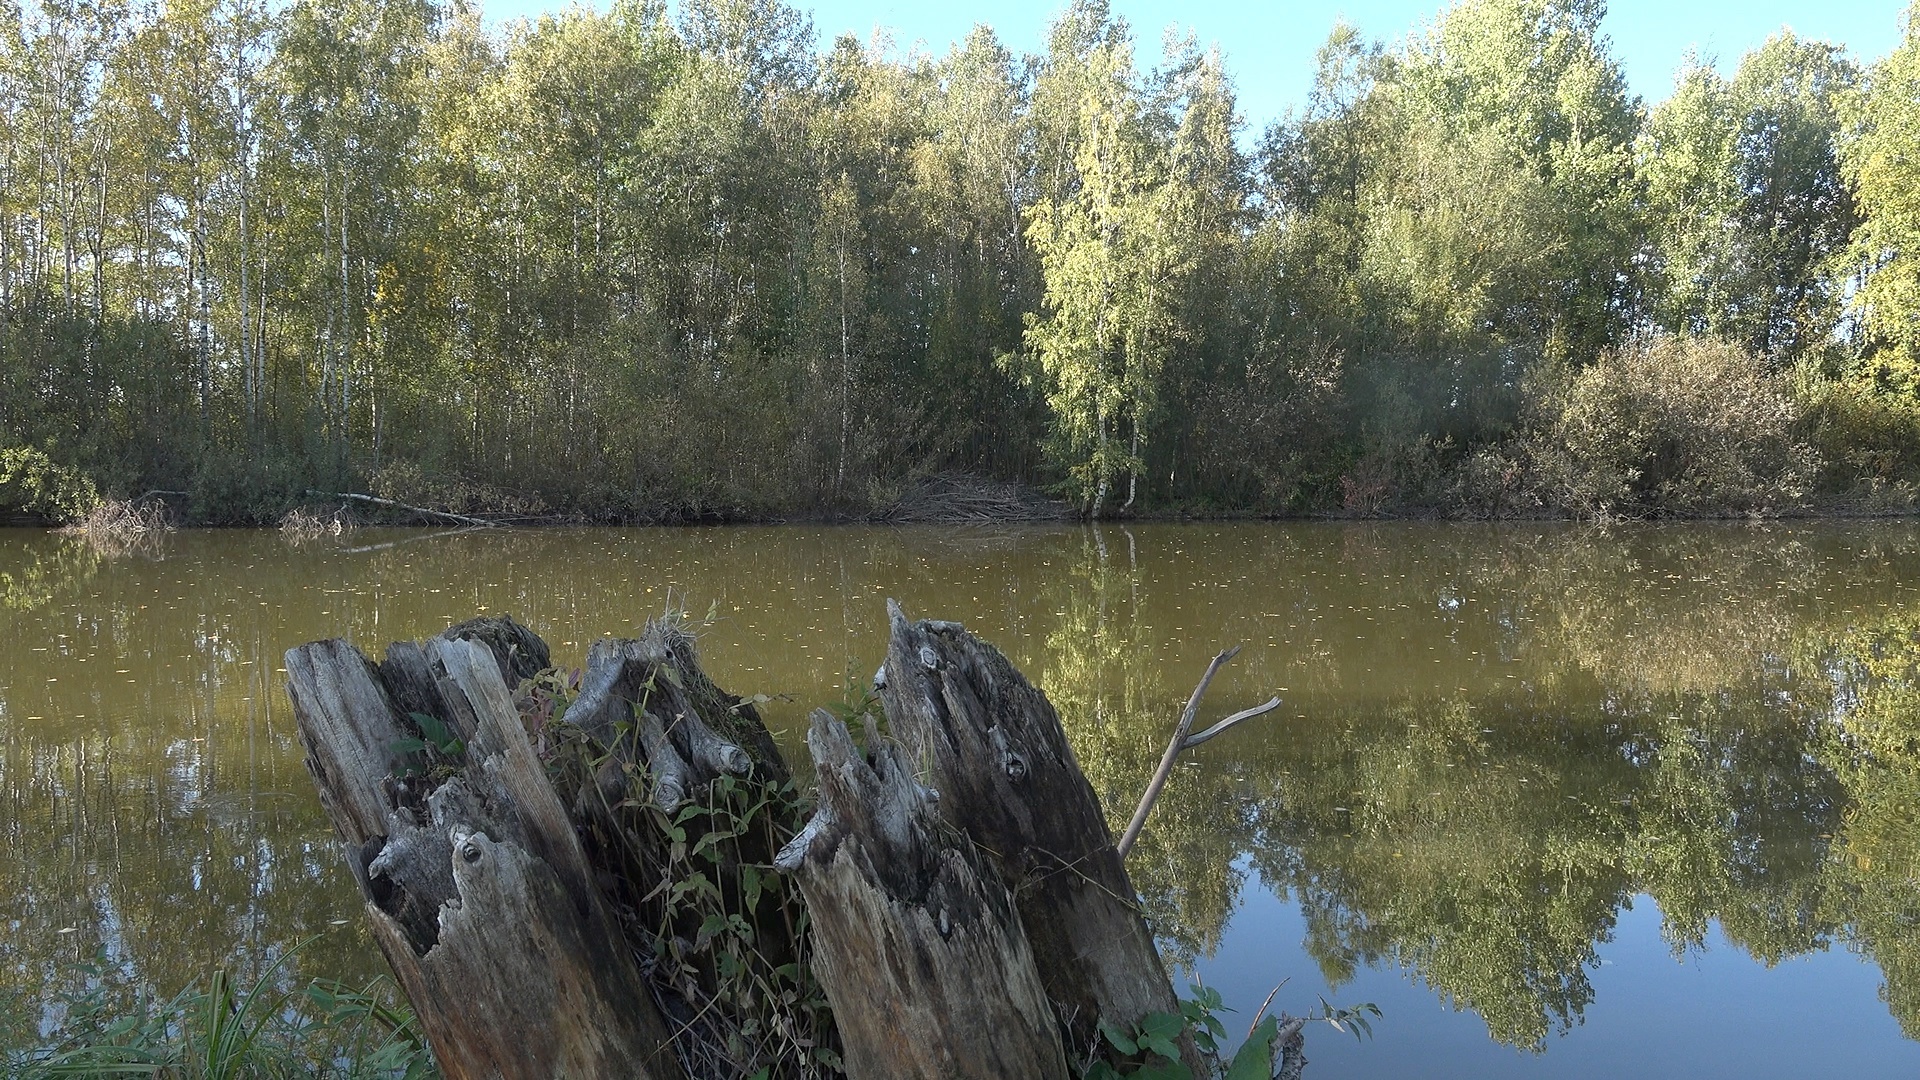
[[11, 522, 1920, 1055], [0, 697, 381, 1051], [0, 535, 448, 1048], [1034, 523, 1920, 1050], [1244, 696, 1623, 1048], [1235, 678, 1852, 1049], [1033, 526, 1259, 966], [1809, 613, 1920, 1038], [0, 532, 101, 614], [1490, 527, 1815, 698]]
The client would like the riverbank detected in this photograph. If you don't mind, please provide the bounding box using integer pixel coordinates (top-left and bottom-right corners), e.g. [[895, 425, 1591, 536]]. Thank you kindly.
[[14, 477, 1919, 534]]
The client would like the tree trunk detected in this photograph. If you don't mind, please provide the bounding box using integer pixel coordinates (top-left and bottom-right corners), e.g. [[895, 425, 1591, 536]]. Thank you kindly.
[[337, 182, 351, 464], [778, 709, 1069, 1080], [1123, 416, 1139, 511], [836, 195, 852, 500], [2, 146, 11, 310], [195, 202, 212, 436], [874, 599, 1204, 1072], [237, 88, 252, 433], [285, 627, 687, 1080]]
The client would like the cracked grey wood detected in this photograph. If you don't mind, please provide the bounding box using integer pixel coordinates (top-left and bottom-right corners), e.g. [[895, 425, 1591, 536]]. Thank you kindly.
[[875, 599, 1203, 1071], [564, 625, 777, 813], [286, 633, 685, 1080], [782, 709, 1069, 1080]]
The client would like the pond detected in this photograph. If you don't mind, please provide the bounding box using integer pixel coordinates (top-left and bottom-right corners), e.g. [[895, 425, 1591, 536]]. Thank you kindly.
[[5, 521, 1920, 1076]]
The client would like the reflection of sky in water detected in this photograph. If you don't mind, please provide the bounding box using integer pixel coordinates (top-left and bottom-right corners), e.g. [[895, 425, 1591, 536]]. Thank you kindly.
[[5, 521, 1920, 1067], [1197, 873, 1920, 1077]]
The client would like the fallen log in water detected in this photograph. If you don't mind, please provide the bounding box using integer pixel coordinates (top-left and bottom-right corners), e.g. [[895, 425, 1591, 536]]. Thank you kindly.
[[286, 605, 1282, 1079]]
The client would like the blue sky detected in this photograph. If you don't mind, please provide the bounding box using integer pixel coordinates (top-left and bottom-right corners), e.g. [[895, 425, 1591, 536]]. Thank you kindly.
[[482, 0, 1910, 132]]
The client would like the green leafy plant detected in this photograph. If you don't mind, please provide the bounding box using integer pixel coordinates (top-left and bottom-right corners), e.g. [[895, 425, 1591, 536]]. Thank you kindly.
[[1082, 985, 1379, 1080], [515, 665, 584, 757], [0, 446, 100, 523], [1316, 995, 1381, 1042], [390, 712, 466, 777], [831, 665, 886, 751], [535, 663, 840, 1078]]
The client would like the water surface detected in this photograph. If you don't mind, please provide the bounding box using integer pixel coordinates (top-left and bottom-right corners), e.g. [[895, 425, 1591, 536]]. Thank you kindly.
[[5, 522, 1920, 1074]]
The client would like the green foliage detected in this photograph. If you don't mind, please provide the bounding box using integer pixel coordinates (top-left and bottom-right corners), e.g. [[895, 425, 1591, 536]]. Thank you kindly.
[[537, 676, 838, 1076], [0, 0, 1913, 519], [1841, 5, 1920, 373], [830, 665, 886, 748], [1316, 996, 1382, 1042], [1082, 985, 1378, 1080], [1521, 337, 1818, 517], [1800, 370, 1920, 490], [0, 447, 101, 523], [390, 711, 466, 776], [1222, 1018, 1279, 1080], [645, 774, 839, 1075], [1642, 35, 1857, 363], [14, 949, 434, 1079]]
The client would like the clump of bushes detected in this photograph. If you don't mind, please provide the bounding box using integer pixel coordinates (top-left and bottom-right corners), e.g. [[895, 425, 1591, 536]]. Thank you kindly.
[[0, 446, 100, 523], [1800, 374, 1920, 492], [370, 461, 547, 517], [1520, 337, 1819, 518]]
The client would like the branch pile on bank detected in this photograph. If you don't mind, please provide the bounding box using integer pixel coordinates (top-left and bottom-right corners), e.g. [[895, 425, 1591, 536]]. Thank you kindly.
[[873, 472, 1073, 523]]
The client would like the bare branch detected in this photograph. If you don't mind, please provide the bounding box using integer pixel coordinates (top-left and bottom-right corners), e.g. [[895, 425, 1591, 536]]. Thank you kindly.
[[1116, 646, 1239, 859], [1247, 977, 1290, 1038], [1182, 696, 1282, 750], [309, 490, 498, 528]]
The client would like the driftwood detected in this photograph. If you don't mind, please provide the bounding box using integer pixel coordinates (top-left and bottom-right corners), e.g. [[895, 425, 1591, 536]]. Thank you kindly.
[[285, 627, 685, 1080], [287, 605, 1286, 1079], [337, 525, 492, 555], [1275, 1016, 1309, 1080], [289, 613, 816, 1079], [874, 600, 1205, 1072], [777, 709, 1069, 1079]]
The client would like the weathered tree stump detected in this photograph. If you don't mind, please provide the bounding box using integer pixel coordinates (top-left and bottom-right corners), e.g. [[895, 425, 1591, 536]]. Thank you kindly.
[[286, 626, 686, 1080], [563, 628, 787, 812], [539, 619, 814, 1077], [776, 709, 1070, 1079], [875, 599, 1202, 1070], [287, 607, 1218, 1080]]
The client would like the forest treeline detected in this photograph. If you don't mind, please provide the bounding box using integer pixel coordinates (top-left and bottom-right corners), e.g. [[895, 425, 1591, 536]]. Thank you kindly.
[[4, 0, 1920, 522]]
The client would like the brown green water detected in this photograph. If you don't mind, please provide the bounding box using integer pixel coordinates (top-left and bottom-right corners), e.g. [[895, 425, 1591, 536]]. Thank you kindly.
[[6, 521, 1920, 1076]]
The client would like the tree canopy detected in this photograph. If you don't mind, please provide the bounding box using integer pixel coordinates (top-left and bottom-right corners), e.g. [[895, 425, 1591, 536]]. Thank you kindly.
[[1, 0, 1917, 521]]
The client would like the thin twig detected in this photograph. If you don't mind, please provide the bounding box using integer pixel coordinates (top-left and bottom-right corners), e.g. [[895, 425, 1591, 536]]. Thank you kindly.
[[1248, 977, 1289, 1038], [1182, 696, 1282, 749], [1116, 646, 1239, 859]]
